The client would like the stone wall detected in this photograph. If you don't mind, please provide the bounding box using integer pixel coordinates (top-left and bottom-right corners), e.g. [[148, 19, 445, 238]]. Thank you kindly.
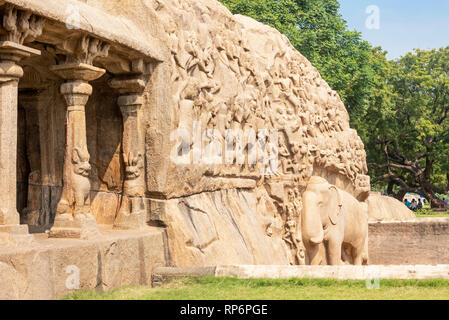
[[369, 219, 449, 265]]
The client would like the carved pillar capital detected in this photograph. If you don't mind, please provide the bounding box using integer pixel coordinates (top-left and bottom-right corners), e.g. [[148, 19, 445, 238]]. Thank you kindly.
[[50, 62, 106, 82], [118, 94, 144, 112], [0, 4, 43, 79], [110, 75, 146, 115], [0, 4, 45, 45], [0, 42, 40, 82], [57, 34, 110, 65], [109, 74, 146, 92]]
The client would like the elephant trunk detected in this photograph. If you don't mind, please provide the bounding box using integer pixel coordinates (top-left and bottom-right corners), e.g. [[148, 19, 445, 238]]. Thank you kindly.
[[301, 192, 324, 245]]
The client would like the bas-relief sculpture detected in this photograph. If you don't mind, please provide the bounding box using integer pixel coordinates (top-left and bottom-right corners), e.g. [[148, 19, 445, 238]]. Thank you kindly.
[[0, 0, 371, 266], [302, 177, 369, 265]]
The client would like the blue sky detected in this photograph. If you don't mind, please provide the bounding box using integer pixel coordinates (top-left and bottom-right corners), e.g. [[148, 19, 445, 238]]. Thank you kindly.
[[339, 0, 449, 60]]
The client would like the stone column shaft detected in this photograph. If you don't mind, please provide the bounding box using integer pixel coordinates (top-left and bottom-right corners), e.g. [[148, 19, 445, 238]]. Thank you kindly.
[[61, 80, 91, 214], [19, 92, 44, 228], [0, 80, 19, 224], [109, 77, 147, 229], [49, 63, 105, 239], [120, 94, 145, 196], [0, 41, 40, 243]]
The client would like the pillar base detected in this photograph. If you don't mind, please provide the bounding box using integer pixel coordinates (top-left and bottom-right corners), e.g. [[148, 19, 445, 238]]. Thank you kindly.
[[0, 224, 34, 246], [50, 213, 100, 240], [113, 196, 147, 230]]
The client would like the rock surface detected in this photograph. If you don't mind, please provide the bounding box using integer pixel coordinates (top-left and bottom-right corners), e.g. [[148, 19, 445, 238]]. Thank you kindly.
[[153, 188, 290, 266], [0, 227, 167, 299], [5, 0, 371, 266], [148, 0, 370, 265], [367, 192, 416, 221]]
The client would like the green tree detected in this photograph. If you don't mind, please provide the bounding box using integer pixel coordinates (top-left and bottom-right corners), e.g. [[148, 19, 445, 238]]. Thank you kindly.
[[358, 47, 449, 208], [219, 0, 374, 120]]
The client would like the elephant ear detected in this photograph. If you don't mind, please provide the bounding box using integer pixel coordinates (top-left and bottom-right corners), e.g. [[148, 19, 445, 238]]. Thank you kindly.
[[328, 185, 342, 225]]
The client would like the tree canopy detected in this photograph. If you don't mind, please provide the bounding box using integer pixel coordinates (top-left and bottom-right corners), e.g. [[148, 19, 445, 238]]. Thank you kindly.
[[357, 47, 449, 207], [219, 0, 374, 119]]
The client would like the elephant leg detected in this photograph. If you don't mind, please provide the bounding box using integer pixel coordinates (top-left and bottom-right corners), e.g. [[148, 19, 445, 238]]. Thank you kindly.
[[351, 246, 364, 265], [305, 241, 321, 265], [361, 236, 369, 265], [350, 236, 368, 265], [341, 243, 353, 264], [327, 238, 343, 265], [353, 237, 368, 265]]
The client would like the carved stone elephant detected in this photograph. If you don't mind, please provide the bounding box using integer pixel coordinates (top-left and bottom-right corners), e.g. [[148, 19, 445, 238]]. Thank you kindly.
[[301, 176, 368, 265]]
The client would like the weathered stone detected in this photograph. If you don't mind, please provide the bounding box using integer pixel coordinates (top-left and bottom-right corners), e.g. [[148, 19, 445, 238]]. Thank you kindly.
[[214, 264, 449, 280], [0, 0, 446, 302], [369, 219, 449, 265], [0, 24, 42, 245], [90, 191, 120, 225], [0, 227, 167, 299], [49, 213, 101, 240], [154, 188, 290, 266], [367, 192, 416, 221], [0, 0, 441, 297]]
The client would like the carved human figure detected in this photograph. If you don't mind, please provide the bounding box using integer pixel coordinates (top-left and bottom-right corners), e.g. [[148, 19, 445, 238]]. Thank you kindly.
[[282, 189, 306, 265]]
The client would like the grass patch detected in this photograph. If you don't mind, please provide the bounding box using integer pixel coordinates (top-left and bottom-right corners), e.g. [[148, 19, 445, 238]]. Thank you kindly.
[[63, 276, 449, 300], [415, 208, 449, 218]]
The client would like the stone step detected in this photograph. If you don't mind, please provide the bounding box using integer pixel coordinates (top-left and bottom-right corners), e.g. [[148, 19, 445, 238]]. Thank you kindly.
[[152, 267, 216, 287], [152, 265, 449, 286]]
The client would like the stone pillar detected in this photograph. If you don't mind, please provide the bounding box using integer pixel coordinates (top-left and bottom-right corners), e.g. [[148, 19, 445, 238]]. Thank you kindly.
[[19, 90, 43, 228], [109, 76, 147, 229], [0, 41, 40, 244], [49, 63, 106, 239]]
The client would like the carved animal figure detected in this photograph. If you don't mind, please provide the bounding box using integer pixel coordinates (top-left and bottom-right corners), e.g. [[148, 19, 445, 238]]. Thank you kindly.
[[71, 147, 91, 215], [301, 176, 368, 265], [123, 152, 144, 180]]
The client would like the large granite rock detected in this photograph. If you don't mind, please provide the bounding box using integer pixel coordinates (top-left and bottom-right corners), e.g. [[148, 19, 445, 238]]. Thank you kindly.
[[367, 192, 416, 221], [151, 188, 290, 266], [4, 0, 371, 266]]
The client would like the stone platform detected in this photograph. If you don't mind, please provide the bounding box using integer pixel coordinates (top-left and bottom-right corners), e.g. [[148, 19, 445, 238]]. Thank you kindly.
[[0, 226, 168, 300], [153, 265, 449, 285], [1, 218, 448, 299]]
